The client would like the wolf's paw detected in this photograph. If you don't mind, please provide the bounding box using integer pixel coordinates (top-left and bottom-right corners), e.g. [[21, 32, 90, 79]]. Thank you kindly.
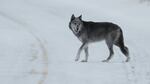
[[75, 58, 79, 61], [102, 60, 109, 62], [81, 60, 87, 62], [125, 57, 130, 62], [125, 59, 129, 62]]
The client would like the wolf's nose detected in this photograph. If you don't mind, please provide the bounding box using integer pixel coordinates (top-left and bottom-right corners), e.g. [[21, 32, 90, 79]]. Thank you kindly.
[[76, 28, 79, 31]]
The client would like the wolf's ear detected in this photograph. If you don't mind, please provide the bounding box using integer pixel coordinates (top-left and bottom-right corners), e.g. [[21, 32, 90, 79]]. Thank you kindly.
[[79, 15, 82, 20], [71, 14, 75, 21]]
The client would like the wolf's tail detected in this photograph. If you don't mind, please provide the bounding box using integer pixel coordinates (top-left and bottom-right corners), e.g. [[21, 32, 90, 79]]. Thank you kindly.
[[120, 46, 129, 57], [117, 29, 129, 57]]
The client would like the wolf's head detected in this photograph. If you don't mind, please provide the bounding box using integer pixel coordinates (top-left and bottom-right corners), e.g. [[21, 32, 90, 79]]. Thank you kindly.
[[69, 14, 83, 35]]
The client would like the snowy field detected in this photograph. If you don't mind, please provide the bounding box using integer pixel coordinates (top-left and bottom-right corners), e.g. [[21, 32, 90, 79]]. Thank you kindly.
[[0, 0, 150, 84]]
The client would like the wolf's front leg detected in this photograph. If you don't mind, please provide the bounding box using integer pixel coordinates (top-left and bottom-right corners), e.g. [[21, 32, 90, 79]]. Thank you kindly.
[[75, 43, 87, 61], [81, 46, 89, 62], [75, 50, 80, 61]]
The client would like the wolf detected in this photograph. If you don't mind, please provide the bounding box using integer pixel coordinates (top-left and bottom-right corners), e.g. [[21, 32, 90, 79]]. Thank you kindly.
[[69, 14, 130, 62]]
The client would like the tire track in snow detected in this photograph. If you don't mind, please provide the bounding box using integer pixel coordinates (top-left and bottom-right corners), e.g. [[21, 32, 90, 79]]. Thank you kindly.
[[31, 35, 48, 84], [0, 11, 48, 84]]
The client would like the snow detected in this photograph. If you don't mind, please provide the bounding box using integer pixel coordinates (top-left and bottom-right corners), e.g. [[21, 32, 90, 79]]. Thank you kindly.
[[0, 0, 150, 84]]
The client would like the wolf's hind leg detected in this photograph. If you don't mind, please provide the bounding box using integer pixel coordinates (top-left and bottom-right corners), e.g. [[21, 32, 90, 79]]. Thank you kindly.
[[114, 31, 130, 62], [75, 43, 87, 61], [122, 46, 130, 62], [102, 38, 114, 62]]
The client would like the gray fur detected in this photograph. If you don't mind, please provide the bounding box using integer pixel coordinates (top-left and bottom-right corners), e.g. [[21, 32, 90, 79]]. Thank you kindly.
[[69, 14, 130, 62]]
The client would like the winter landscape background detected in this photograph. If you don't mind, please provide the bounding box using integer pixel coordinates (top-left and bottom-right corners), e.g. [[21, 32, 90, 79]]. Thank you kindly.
[[0, 0, 150, 84]]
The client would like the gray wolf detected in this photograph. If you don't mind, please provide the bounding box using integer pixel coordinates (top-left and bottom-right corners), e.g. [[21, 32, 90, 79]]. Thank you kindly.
[[69, 14, 130, 62]]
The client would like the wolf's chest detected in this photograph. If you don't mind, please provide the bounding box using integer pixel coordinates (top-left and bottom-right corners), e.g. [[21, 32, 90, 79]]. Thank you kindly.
[[77, 33, 88, 42], [78, 36, 84, 42], [77, 32, 105, 43]]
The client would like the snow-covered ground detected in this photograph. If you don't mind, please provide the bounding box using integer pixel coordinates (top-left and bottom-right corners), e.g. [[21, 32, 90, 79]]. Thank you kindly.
[[0, 0, 150, 84]]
